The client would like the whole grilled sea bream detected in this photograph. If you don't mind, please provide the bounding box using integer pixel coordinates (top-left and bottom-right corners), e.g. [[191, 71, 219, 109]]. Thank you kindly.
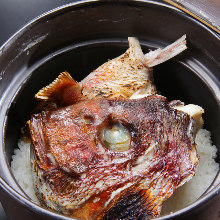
[[29, 36, 204, 219]]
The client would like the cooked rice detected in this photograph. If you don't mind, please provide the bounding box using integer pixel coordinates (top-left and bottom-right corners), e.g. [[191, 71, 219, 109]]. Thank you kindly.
[[162, 129, 219, 214], [11, 128, 219, 215], [11, 139, 39, 203]]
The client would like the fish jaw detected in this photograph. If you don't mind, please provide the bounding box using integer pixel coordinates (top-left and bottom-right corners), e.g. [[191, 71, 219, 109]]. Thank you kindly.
[[29, 95, 199, 219]]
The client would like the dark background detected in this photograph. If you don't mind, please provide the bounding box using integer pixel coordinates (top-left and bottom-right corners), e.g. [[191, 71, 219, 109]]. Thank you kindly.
[[0, 0, 77, 47], [0, 0, 219, 48]]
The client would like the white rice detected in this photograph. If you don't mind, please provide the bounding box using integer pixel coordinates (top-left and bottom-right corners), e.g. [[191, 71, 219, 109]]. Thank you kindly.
[[162, 129, 219, 214], [11, 128, 219, 215], [11, 139, 39, 203]]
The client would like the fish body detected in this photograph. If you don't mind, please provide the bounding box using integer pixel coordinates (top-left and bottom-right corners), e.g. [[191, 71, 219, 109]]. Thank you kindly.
[[80, 37, 156, 99], [29, 36, 202, 219]]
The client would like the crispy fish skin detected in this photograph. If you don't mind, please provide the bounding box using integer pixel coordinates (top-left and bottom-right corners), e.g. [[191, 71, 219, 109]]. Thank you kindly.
[[81, 37, 157, 99], [29, 95, 198, 220]]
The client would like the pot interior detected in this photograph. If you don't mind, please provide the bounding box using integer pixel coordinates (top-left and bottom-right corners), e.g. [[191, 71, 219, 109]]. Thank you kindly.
[[0, 1, 219, 219]]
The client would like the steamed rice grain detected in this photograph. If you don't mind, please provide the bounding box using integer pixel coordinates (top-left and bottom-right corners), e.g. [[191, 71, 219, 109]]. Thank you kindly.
[[162, 129, 219, 214], [11, 139, 39, 203]]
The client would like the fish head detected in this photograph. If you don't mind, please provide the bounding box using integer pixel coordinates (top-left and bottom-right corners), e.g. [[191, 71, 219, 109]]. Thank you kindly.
[[36, 98, 152, 175], [28, 35, 196, 219], [29, 95, 198, 219]]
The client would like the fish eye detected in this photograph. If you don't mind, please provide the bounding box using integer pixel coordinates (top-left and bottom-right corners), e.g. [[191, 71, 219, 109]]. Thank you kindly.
[[101, 122, 131, 151]]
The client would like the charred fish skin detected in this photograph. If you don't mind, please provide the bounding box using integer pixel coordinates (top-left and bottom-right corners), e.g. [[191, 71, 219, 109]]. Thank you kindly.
[[102, 187, 151, 220], [29, 95, 199, 220]]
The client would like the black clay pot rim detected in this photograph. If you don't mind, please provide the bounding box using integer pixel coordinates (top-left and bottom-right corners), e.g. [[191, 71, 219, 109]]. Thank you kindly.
[[0, 0, 219, 219], [0, 0, 219, 57]]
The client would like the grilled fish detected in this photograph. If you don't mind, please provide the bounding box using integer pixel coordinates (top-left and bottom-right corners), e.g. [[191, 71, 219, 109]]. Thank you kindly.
[[36, 35, 187, 103], [29, 36, 203, 219]]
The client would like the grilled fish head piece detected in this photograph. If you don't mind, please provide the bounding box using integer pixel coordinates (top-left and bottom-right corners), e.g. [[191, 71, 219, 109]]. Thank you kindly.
[[35, 36, 187, 106], [29, 95, 199, 220]]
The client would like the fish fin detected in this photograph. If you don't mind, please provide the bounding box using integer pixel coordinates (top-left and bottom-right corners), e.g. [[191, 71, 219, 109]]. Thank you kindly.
[[35, 71, 82, 106], [128, 37, 145, 59], [35, 71, 76, 100], [144, 35, 187, 67]]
